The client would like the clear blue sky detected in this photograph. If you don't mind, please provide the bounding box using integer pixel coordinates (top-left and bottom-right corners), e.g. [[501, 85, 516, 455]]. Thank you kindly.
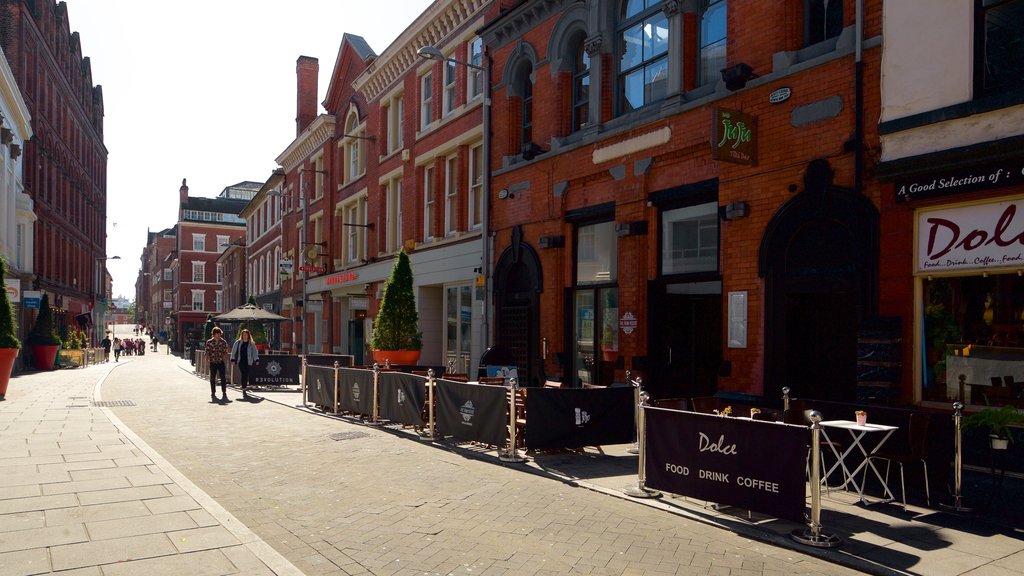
[[66, 0, 433, 299]]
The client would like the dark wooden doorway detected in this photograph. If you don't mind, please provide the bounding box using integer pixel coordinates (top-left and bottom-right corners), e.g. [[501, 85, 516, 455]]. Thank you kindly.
[[760, 159, 879, 402], [647, 283, 722, 400], [493, 235, 544, 386]]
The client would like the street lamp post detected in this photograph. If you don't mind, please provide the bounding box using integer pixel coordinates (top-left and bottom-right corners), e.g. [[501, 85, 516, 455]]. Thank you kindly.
[[417, 45, 492, 358]]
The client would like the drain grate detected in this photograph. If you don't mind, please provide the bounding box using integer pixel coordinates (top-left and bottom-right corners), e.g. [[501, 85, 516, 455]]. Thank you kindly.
[[328, 431, 369, 441], [91, 400, 137, 407]]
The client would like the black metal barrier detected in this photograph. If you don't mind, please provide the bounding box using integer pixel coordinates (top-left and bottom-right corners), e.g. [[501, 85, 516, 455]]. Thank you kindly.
[[305, 364, 337, 411], [435, 379, 508, 446], [338, 367, 376, 415], [306, 353, 355, 368], [643, 406, 809, 523], [524, 386, 635, 450], [250, 355, 302, 386], [377, 371, 427, 426]]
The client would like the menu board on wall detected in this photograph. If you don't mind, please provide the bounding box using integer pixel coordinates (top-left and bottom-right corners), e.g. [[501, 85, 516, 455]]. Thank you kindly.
[[916, 197, 1024, 273]]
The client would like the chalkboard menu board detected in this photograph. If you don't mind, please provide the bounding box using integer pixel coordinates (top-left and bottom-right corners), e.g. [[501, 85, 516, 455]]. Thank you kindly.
[[856, 317, 902, 403]]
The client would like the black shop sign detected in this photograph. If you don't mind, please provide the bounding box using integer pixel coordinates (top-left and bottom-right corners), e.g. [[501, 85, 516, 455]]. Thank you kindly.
[[644, 408, 808, 523], [895, 160, 1024, 202], [250, 355, 301, 386]]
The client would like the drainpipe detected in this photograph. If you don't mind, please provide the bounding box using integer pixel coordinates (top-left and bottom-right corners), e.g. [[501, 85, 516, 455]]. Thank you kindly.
[[854, 0, 864, 194]]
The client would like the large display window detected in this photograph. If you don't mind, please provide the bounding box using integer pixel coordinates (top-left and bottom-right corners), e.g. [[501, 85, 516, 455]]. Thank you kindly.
[[922, 273, 1024, 405]]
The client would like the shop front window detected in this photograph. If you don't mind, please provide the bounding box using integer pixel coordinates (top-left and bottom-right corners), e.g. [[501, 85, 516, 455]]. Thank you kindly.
[[445, 285, 473, 375], [923, 273, 1024, 406]]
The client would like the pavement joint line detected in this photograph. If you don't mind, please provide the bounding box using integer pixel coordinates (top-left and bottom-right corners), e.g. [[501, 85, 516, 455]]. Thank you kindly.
[[93, 363, 305, 576]]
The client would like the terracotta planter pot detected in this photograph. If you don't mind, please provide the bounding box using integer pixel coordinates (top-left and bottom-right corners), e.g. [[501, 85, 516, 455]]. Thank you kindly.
[[371, 349, 421, 366], [31, 344, 60, 371], [0, 347, 17, 399]]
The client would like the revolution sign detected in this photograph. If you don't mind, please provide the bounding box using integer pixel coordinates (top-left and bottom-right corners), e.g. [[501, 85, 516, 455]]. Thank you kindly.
[[917, 197, 1024, 273], [643, 408, 808, 522]]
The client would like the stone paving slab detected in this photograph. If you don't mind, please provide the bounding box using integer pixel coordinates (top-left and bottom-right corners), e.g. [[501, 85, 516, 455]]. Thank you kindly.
[[0, 357, 303, 575]]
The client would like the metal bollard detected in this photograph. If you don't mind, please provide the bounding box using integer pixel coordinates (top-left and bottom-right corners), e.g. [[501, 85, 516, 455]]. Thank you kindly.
[[940, 401, 973, 512], [623, 391, 661, 498], [627, 371, 640, 455], [782, 386, 791, 412], [370, 363, 381, 425], [333, 361, 340, 414], [500, 378, 527, 463], [790, 410, 842, 548], [420, 368, 439, 441], [301, 356, 308, 408]]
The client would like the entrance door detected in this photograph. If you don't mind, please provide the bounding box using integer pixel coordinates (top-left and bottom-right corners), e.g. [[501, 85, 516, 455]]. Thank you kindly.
[[444, 285, 473, 375], [783, 291, 857, 401], [647, 282, 722, 399], [348, 320, 364, 366]]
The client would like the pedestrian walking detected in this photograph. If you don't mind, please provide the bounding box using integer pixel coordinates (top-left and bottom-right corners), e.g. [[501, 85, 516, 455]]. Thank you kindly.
[[206, 326, 230, 403], [100, 334, 111, 362], [230, 329, 260, 399], [113, 337, 122, 362]]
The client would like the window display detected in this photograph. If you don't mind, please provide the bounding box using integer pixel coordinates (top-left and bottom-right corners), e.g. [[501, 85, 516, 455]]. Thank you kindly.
[[922, 273, 1024, 405]]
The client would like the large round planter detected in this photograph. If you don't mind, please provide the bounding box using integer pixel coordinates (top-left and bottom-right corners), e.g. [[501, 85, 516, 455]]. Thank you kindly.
[[31, 344, 60, 371], [0, 347, 18, 399], [371, 349, 421, 366]]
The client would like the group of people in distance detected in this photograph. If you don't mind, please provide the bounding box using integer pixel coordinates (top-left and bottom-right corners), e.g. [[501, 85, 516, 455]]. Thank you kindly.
[[99, 335, 147, 362]]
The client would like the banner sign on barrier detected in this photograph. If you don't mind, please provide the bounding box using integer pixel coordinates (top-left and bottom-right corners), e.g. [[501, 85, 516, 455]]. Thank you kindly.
[[377, 372, 426, 426], [524, 386, 635, 449], [305, 365, 336, 408], [436, 380, 508, 446], [251, 355, 301, 386], [338, 368, 376, 415], [643, 408, 808, 522]]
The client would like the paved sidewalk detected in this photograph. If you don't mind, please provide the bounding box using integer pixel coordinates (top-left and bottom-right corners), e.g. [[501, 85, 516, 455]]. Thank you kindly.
[[0, 356, 302, 575], [243, 372, 1024, 576]]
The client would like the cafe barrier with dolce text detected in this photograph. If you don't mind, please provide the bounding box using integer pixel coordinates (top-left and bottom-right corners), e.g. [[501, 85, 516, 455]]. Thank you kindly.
[[643, 405, 809, 523]]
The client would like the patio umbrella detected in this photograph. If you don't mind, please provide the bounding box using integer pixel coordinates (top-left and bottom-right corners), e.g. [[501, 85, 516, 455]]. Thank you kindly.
[[213, 304, 287, 323]]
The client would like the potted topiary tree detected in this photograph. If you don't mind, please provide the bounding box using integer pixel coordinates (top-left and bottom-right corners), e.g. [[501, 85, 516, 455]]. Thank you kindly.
[[242, 295, 269, 352], [370, 249, 422, 365], [0, 257, 20, 399], [26, 293, 60, 371]]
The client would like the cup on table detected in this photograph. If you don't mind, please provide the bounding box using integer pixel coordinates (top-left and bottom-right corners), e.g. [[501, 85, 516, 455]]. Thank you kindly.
[[855, 412, 867, 426]]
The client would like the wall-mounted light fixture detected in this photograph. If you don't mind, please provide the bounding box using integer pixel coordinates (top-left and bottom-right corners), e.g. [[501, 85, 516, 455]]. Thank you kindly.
[[721, 63, 757, 91], [720, 201, 750, 221], [497, 189, 514, 200]]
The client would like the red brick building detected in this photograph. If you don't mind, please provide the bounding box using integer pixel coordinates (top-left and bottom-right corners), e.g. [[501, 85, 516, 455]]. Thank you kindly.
[[136, 227, 175, 334], [171, 179, 256, 352], [275, 2, 492, 369], [481, 0, 884, 398], [0, 0, 109, 343]]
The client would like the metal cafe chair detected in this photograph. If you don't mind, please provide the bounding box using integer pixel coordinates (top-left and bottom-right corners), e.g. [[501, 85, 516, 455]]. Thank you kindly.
[[864, 412, 931, 511]]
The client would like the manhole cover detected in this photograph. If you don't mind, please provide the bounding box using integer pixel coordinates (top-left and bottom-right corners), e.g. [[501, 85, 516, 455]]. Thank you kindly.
[[91, 400, 137, 407], [328, 431, 369, 441]]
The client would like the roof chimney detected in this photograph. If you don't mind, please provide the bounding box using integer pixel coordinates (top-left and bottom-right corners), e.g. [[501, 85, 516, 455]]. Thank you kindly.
[[296, 56, 319, 135], [179, 178, 189, 221]]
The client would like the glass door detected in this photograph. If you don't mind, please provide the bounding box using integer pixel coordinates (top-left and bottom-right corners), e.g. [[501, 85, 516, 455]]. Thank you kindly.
[[572, 287, 618, 386], [444, 285, 473, 375]]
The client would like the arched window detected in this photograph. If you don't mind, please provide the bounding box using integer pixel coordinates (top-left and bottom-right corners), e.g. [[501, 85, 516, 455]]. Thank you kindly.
[[571, 35, 591, 131], [618, 0, 669, 113]]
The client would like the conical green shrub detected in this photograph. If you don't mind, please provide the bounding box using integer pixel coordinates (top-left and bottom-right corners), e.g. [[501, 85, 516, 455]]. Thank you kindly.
[[370, 250, 422, 351], [27, 293, 60, 346]]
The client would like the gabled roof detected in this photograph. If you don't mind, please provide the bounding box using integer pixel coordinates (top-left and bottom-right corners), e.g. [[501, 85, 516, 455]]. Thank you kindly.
[[324, 33, 376, 112]]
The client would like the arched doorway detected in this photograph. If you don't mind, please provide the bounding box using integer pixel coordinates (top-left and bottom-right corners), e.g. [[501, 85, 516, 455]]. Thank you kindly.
[[759, 159, 879, 402], [493, 227, 544, 386]]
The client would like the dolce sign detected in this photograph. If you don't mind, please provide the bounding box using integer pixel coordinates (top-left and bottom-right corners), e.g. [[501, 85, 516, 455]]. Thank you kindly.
[[917, 198, 1024, 273]]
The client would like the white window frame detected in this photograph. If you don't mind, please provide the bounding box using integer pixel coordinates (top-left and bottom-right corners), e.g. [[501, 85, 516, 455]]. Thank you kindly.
[[192, 262, 206, 283], [468, 144, 483, 230], [163, 289, 172, 302], [386, 178, 403, 253], [444, 155, 458, 236], [216, 263, 224, 283], [215, 290, 223, 312], [468, 38, 484, 101], [163, 268, 172, 281], [423, 165, 435, 242], [443, 56, 457, 116], [217, 235, 229, 253], [191, 290, 205, 311], [386, 94, 404, 153], [420, 71, 433, 129], [192, 233, 205, 251]]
